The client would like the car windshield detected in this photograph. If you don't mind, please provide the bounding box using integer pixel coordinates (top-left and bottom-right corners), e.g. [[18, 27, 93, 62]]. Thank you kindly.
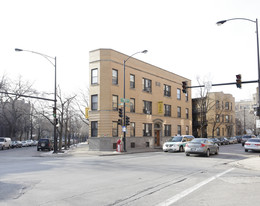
[[243, 136, 251, 139], [169, 136, 183, 142], [247, 138, 260, 142], [0, 139, 4, 142]]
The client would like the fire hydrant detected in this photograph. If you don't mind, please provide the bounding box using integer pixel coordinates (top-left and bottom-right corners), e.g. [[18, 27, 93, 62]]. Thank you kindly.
[[116, 138, 122, 152]]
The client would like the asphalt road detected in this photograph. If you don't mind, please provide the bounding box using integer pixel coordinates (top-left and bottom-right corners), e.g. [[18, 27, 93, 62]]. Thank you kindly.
[[0, 144, 259, 206]]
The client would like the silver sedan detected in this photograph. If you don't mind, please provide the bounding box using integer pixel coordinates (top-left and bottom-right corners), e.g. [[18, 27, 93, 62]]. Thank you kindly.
[[244, 138, 260, 152], [185, 138, 219, 157]]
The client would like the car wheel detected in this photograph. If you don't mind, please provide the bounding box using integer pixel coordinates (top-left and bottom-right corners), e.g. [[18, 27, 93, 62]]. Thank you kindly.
[[186, 153, 190, 156], [206, 149, 210, 157], [37, 148, 39, 151], [245, 149, 248, 152], [215, 148, 219, 155], [179, 146, 184, 152]]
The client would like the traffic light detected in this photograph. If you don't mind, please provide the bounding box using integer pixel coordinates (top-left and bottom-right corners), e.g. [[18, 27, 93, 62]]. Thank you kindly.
[[182, 81, 187, 93], [119, 108, 123, 118], [126, 116, 130, 126], [117, 119, 122, 125], [53, 107, 56, 118], [236, 74, 242, 88]]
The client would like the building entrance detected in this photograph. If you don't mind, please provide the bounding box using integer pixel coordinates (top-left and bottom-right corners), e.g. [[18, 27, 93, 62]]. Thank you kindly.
[[154, 122, 162, 147]]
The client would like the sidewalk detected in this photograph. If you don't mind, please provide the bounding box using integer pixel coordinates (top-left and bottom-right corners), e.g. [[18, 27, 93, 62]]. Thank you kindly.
[[38, 142, 161, 157], [232, 156, 260, 171], [66, 142, 161, 156]]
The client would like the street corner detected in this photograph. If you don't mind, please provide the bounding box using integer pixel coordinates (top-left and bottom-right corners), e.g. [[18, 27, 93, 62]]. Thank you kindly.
[[232, 156, 260, 171]]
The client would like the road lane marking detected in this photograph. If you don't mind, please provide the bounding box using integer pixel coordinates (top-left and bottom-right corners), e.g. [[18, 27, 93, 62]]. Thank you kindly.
[[156, 168, 234, 206]]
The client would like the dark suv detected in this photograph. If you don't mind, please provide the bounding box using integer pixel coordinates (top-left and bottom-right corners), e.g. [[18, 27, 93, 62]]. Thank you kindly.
[[37, 139, 54, 151], [241, 135, 256, 146]]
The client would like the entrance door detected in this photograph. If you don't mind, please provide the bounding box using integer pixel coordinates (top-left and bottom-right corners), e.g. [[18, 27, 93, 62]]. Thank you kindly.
[[154, 130, 160, 146]]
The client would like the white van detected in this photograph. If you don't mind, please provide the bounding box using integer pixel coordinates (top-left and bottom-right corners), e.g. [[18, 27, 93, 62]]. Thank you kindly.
[[0, 137, 12, 150]]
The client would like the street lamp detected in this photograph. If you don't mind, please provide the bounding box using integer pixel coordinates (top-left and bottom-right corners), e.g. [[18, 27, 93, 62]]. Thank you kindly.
[[15, 48, 58, 153], [216, 18, 260, 115], [123, 50, 148, 152]]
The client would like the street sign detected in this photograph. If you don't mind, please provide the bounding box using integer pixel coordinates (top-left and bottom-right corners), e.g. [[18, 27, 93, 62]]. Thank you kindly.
[[120, 98, 130, 103]]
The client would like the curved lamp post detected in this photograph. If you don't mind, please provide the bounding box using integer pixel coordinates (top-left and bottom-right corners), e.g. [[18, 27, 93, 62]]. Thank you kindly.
[[123, 50, 148, 152], [216, 18, 260, 115], [15, 48, 58, 153]]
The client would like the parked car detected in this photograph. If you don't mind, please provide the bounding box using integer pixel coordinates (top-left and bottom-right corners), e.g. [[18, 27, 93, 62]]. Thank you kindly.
[[211, 138, 221, 146], [228, 137, 237, 144], [235, 136, 242, 143], [32, 140, 38, 146], [37, 139, 54, 151], [185, 138, 219, 157], [244, 138, 260, 152], [218, 137, 229, 145], [242, 135, 256, 146], [11, 141, 17, 148], [163, 135, 195, 152], [21, 141, 29, 147], [16, 141, 23, 148], [0, 137, 12, 150], [26, 140, 34, 146]]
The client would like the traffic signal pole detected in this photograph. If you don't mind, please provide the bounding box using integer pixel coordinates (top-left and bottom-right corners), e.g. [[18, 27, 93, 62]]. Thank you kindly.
[[188, 80, 258, 89]]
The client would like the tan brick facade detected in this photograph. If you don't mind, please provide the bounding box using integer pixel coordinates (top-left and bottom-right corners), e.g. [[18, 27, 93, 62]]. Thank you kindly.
[[89, 49, 192, 150], [193, 92, 236, 138]]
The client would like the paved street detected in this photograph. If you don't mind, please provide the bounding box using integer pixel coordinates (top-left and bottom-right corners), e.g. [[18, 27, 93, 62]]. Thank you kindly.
[[0, 144, 260, 206]]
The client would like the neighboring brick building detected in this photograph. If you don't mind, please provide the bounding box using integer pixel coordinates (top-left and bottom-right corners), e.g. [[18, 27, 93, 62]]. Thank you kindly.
[[192, 92, 235, 138], [88, 49, 192, 151]]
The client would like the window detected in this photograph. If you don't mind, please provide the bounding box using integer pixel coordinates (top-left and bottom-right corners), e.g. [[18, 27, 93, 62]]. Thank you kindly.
[[91, 95, 98, 111], [217, 128, 220, 136], [91, 68, 98, 84], [130, 98, 135, 113], [164, 125, 171, 136], [186, 108, 189, 119], [130, 74, 135, 88], [177, 107, 181, 118], [112, 95, 118, 111], [225, 102, 229, 110], [177, 88, 181, 100], [91, 121, 98, 137], [164, 84, 171, 97], [185, 92, 188, 102], [231, 103, 233, 111], [216, 114, 220, 122], [225, 115, 229, 122], [112, 121, 118, 137], [164, 104, 171, 117], [177, 125, 181, 135], [143, 78, 152, 93], [216, 100, 220, 109], [222, 128, 224, 136], [186, 126, 189, 135], [130, 122, 135, 137], [143, 123, 152, 136], [222, 114, 224, 122], [112, 69, 118, 85], [143, 100, 152, 114]]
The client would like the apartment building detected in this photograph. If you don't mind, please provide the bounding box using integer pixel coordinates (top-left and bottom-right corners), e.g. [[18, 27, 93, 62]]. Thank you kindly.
[[192, 92, 235, 138], [88, 49, 192, 151]]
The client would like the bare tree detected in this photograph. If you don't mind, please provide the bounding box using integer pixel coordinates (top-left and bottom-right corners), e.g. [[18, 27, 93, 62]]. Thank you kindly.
[[0, 75, 37, 139]]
